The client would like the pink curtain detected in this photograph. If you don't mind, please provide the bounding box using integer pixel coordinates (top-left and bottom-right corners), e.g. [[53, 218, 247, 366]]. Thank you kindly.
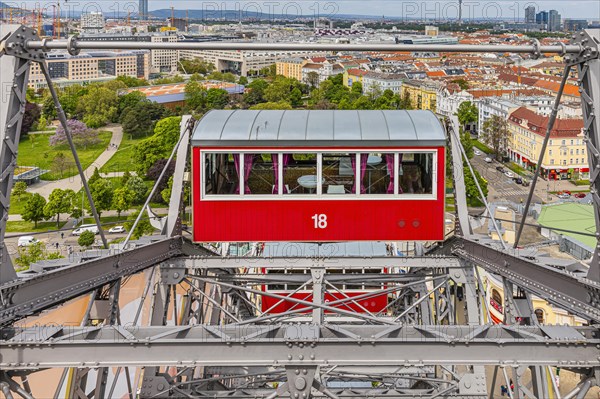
[[351, 154, 369, 194], [272, 154, 291, 194], [386, 154, 403, 194], [233, 154, 254, 194]]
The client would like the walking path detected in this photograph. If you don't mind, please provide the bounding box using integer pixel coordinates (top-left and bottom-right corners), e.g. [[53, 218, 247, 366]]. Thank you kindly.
[[28, 125, 123, 199]]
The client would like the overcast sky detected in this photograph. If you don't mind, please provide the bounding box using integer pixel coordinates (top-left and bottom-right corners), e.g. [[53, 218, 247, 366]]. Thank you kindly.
[[9, 0, 600, 20]]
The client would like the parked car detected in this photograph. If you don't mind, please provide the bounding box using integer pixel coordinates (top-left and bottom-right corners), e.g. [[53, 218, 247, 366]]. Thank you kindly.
[[496, 166, 505, 172], [504, 171, 514, 178], [557, 192, 571, 199], [72, 224, 100, 236], [484, 157, 493, 163], [18, 236, 39, 247], [474, 149, 482, 156], [574, 192, 587, 198], [108, 225, 126, 234], [514, 177, 523, 184]]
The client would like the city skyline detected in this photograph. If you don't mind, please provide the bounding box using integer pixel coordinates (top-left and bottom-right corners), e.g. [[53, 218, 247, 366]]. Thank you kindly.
[[7, 1, 600, 20]]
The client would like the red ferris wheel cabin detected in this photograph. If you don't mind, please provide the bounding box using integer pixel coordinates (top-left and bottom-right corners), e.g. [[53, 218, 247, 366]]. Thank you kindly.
[[191, 110, 446, 242]]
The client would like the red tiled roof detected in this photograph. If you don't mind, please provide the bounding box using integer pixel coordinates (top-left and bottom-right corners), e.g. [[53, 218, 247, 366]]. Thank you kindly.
[[426, 71, 446, 77], [311, 57, 327, 63], [533, 79, 580, 97], [346, 68, 368, 76], [509, 107, 583, 137]]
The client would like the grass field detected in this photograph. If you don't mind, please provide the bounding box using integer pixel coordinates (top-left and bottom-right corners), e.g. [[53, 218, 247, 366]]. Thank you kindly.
[[17, 131, 112, 181], [9, 193, 31, 215], [6, 220, 62, 233], [473, 140, 494, 154], [100, 135, 144, 173]]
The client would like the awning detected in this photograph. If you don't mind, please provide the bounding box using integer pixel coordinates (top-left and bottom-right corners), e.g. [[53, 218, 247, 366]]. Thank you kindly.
[[581, 168, 589, 172]]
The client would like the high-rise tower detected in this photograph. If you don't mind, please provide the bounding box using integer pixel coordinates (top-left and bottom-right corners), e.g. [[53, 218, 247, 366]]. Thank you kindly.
[[139, 0, 148, 20]]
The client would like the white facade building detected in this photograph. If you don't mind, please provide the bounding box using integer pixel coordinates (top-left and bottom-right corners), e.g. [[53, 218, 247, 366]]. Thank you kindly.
[[151, 33, 179, 73], [362, 72, 403, 94], [81, 12, 105, 34]]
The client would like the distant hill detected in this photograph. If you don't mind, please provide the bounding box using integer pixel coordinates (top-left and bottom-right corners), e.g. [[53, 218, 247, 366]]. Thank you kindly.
[[149, 8, 402, 21]]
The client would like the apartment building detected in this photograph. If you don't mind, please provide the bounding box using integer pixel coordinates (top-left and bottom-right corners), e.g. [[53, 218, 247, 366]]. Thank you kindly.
[[179, 48, 326, 77], [28, 50, 150, 89], [276, 58, 308, 81], [81, 12, 105, 34], [343, 69, 368, 88], [362, 72, 404, 95], [301, 61, 344, 87], [151, 33, 179, 73], [401, 80, 441, 112], [507, 107, 588, 180]]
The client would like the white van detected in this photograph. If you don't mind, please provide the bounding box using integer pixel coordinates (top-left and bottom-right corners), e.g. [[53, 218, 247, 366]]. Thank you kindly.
[[72, 224, 100, 236], [18, 236, 39, 247]]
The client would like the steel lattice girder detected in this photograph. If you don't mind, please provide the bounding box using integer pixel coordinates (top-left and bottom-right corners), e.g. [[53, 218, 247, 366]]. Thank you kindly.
[[453, 238, 600, 322], [180, 256, 462, 269], [0, 237, 183, 326], [1, 324, 598, 370]]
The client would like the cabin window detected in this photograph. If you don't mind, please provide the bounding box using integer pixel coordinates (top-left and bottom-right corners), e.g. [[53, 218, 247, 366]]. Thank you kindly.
[[321, 153, 356, 195], [202, 150, 437, 198], [360, 153, 394, 194], [285, 153, 318, 195], [203, 153, 239, 195], [399, 152, 434, 195]]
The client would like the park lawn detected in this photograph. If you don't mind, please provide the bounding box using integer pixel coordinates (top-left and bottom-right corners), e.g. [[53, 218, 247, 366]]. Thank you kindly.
[[9, 193, 31, 215], [473, 140, 494, 154], [6, 220, 62, 233], [17, 131, 112, 181], [100, 135, 145, 173]]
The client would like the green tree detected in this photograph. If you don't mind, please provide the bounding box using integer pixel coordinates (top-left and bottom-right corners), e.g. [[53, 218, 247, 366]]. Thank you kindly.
[[481, 115, 509, 161], [456, 101, 478, 133], [238, 76, 248, 85], [306, 71, 320, 88], [89, 179, 113, 216], [88, 167, 101, 186], [118, 91, 147, 118], [351, 81, 363, 94], [37, 115, 48, 131], [22, 193, 47, 228], [464, 166, 488, 207], [112, 186, 134, 218], [460, 129, 474, 159], [179, 58, 215, 75], [77, 85, 120, 128], [124, 210, 155, 239], [120, 170, 132, 186], [249, 101, 293, 110], [12, 182, 28, 198], [15, 241, 45, 269], [400, 91, 413, 110], [451, 78, 470, 90], [125, 176, 148, 204], [52, 152, 74, 178], [243, 79, 269, 105], [78, 230, 95, 248], [206, 88, 229, 109], [121, 105, 153, 138], [115, 75, 149, 88], [184, 80, 207, 111], [132, 116, 182, 176], [290, 87, 303, 107], [44, 188, 75, 228]]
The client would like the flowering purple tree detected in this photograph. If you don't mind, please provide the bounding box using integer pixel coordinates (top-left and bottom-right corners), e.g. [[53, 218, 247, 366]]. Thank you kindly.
[[49, 119, 100, 149]]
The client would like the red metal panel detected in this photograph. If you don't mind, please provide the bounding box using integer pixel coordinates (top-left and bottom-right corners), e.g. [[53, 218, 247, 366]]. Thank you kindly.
[[261, 291, 388, 314], [192, 147, 445, 242]]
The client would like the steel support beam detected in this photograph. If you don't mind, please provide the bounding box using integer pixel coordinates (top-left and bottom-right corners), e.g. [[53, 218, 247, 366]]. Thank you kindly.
[[572, 29, 600, 282], [0, 25, 36, 283], [182, 256, 462, 269], [0, 325, 598, 370], [26, 39, 584, 54], [453, 237, 600, 322], [0, 237, 183, 325]]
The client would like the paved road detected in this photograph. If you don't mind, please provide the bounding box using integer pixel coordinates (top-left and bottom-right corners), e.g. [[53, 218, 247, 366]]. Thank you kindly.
[[28, 124, 123, 199], [470, 151, 590, 205]]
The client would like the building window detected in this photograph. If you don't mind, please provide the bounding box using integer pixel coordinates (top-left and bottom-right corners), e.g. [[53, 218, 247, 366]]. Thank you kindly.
[[550, 159, 554, 165], [534, 309, 545, 324]]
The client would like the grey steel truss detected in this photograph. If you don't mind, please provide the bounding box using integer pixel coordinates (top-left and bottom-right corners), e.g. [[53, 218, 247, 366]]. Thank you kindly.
[[1, 25, 600, 399]]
